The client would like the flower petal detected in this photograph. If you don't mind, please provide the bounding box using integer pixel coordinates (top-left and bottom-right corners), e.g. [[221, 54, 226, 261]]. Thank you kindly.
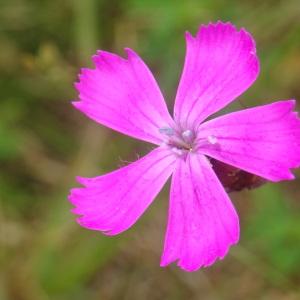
[[161, 154, 239, 271], [197, 100, 300, 181], [73, 49, 174, 145], [68, 147, 176, 235], [174, 21, 259, 129]]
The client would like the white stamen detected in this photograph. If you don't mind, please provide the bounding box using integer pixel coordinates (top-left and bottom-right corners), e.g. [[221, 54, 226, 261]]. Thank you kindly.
[[182, 130, 193, 138], [171, 147, 183, 156], [207, 135, 218, 145], [182, 129, 194, 143], [159, 127, 174, 136]]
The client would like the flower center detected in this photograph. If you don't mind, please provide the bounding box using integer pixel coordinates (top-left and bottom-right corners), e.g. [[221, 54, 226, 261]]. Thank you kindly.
[[159, 127, 196, 156], [159, 126, 219, 157]]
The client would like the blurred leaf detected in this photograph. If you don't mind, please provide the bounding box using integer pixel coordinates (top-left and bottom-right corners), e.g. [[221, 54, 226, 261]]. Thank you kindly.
[[245, 184, 300, 278], [37, 233, 120, 294]]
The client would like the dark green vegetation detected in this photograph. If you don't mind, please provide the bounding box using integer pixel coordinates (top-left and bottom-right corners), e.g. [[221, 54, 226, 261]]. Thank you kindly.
[[1, 0, 300, 299]]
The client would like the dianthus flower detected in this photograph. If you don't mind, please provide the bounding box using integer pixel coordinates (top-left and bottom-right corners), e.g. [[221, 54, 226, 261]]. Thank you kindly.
[[69, 22, 300, 271]]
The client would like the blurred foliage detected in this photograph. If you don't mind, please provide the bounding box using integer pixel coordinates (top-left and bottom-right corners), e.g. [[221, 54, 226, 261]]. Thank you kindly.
[[246, 185, 300, 278], [1, 0, 300, 299]]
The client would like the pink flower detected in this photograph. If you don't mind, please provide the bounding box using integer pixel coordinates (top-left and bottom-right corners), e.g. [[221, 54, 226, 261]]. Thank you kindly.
[[69, 22, 300, 271]]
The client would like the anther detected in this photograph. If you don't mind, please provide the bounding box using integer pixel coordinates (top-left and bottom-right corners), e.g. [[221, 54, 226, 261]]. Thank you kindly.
[[182, 130, 194, 144], [207, 135, 218, 145], [159, 127, 174, 136]]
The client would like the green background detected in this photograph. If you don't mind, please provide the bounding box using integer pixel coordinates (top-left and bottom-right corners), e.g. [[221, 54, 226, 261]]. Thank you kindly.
[[1, 0, 300, 299]]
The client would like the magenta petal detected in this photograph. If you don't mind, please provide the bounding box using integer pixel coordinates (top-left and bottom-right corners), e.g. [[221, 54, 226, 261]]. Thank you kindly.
[[161, 154, 239, 271], [68, 147, 176, 235], [74, 49, 174, 145], [174, 21, 259, 129], [198, 100, 300, 181]]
